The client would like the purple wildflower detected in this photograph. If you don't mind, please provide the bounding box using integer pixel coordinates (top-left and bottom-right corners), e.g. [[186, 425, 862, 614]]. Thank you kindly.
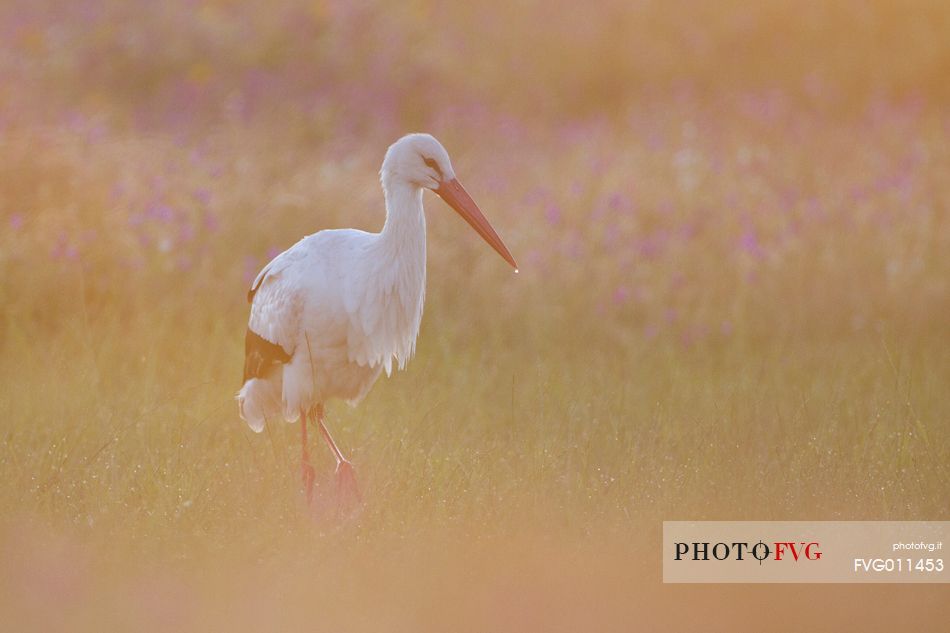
[[608, 192, 629, 211], [51, 234, 79, 261], [178, 223, 195, 243], [738, 228, 764, 259], [146, 203, 175, 223], [193, 189, 212, 206], [612, 286, 630, 305], [203, 212, 220, 233]]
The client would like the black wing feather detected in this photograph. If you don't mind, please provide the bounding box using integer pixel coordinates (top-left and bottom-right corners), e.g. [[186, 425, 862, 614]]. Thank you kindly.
[[243, 328, 292, 382], [247, 277, 264, 303]]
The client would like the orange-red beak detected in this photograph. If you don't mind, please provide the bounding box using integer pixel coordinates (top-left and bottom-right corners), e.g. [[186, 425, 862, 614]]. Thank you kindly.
[[434, 178, 518, 270]]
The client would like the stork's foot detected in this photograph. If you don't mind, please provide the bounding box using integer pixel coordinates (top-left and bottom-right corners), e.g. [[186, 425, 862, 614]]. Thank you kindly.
[[335, 460, 362, 513]]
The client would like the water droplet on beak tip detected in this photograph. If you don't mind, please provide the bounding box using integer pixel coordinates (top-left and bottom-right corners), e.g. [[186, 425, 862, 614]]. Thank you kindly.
[[514, 268, 519, 274]]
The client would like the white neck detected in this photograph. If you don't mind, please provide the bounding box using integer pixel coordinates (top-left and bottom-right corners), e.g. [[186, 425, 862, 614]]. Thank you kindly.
[[378, 178, 427, 262], [362, 176, 427, 374]]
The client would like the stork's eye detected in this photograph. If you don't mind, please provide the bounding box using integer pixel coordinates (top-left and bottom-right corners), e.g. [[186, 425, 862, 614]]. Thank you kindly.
[[423, 157, 442, 178]]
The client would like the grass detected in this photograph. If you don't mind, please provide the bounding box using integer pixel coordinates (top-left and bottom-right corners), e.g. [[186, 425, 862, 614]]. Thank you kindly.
[[1, 0, 949, 630]]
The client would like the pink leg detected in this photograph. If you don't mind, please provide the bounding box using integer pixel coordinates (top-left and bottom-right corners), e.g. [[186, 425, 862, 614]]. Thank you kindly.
[[300, 409, 315, 505], [314, 404, 362, 505]]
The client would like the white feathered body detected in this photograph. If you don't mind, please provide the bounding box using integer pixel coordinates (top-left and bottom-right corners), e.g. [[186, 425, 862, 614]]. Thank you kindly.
[[238, 184, 427, 432]]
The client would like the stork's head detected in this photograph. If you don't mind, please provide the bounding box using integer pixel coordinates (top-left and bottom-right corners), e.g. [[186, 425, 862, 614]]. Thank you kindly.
[[381, 133, 518, 270], [381, 133, 455, 190]]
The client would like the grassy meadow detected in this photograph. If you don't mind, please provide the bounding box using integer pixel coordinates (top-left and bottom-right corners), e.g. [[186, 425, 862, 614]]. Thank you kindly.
[[1, 0, 949, 630]]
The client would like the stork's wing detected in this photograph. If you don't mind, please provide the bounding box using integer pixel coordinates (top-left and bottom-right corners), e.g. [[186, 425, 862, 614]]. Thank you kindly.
[[243, 249, 304, 381], [341, 248, 425, 376]]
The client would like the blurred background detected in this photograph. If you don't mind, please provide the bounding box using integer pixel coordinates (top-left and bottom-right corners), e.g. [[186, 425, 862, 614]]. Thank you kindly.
[[1, 1, 948, 630]]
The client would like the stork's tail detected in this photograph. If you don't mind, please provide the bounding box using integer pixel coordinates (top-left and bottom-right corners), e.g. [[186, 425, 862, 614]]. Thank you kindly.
[[236, 377, 283, 433]]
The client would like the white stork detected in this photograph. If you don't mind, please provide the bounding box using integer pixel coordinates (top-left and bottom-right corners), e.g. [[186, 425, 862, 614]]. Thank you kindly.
[[237, 133, 517, 506]]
